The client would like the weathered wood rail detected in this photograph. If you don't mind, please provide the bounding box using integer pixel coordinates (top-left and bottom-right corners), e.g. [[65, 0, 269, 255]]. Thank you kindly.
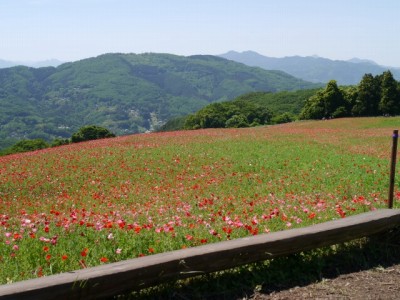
[[1, 209, 400, 300]]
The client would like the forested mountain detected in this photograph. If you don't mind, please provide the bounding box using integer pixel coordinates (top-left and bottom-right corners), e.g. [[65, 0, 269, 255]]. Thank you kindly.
[[0, 53, 318, 149], [220, 51, 400, 85]]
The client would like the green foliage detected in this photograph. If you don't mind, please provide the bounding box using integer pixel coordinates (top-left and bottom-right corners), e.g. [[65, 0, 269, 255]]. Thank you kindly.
[[0, 125, 114, 156], [352, 73, 381, 116], [299, 91, 326, 120], [234, 89, 322, 115], [299, 80, 349, 119], [225, 114, 249, 128], [379, 71, 400, 115], [159, 89, 321, 131], [183, 100, 273, 129], [0, 139, 49, 155], [51, 138, 71, 147], [271, 112, 296, 124], [71, 125, 115, 143], [300, 72, 400, 119]]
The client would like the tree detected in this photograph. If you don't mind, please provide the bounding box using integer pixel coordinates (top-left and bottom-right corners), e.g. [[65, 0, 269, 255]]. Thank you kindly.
[[299, 80, 346, 119], [271, 112, 296, 124], [225, 114, 249, 128], [1, 139, 49, 155], [379, 70, 400, 115], [183, 100, 273, 129], [51, 138, 70, 147], [323, 80, 346, 117], [342, 86, 358, 110], [71, 125, 115, 143], [299, 91, 325, 120], [183, 114, 202, 130], [352, 74, 380, 116]]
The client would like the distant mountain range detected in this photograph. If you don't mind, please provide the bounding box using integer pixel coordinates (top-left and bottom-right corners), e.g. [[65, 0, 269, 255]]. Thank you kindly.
[[219, 51, 400, 85], [0, 52, 318, 150], [0, 59, 64, 69]]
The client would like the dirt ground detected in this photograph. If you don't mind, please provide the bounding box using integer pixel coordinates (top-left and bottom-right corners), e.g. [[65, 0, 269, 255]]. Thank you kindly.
[[252, 263, 400, 300]]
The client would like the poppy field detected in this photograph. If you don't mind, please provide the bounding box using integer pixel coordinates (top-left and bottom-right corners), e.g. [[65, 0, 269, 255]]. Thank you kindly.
[[0, 117, 399, 284]]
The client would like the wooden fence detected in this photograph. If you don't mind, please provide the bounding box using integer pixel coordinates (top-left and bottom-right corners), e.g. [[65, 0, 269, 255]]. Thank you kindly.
[[1, 209, 400, 299]]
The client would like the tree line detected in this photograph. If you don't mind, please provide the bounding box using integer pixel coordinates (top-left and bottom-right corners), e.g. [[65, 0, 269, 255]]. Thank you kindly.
[[183, 100, 275, 129], [174, 70, 400, 131], [300, 70, 400, 119]]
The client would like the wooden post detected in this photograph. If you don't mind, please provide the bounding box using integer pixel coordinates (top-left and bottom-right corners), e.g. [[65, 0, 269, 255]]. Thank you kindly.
[[388, 130, 398, 208]]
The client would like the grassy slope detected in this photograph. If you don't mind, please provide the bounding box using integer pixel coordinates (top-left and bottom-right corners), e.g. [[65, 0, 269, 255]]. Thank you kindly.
[[0, 117, 398, 285]]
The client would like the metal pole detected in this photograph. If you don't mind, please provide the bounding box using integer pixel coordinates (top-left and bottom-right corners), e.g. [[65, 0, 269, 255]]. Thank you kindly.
[[388, 130, 398, 209]]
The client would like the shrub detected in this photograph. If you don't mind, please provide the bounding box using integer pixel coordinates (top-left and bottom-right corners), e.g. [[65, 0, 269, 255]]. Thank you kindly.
[[1, 139, 49, 155], [71, 125, 115, 143]]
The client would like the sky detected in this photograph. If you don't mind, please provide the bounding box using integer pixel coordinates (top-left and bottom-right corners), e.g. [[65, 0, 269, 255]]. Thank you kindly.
[[1, 0, 400, 67]]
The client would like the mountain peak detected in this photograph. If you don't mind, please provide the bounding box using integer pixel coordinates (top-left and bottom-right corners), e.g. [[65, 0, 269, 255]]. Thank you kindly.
[[347, 57, 377, 65]]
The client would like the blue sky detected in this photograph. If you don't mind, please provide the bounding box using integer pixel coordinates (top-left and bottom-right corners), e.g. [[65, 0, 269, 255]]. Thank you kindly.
[[1, 0, 399, 67]]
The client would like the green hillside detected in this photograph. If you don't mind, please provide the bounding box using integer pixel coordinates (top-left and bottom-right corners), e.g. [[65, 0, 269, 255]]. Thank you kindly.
[[0, 53, 318, 149]]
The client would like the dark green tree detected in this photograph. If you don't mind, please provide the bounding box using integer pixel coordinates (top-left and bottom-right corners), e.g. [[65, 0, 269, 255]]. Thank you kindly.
[[1, 139, 49, 155], [379, 70, 400, 115], [342, 86, 358, 110], [299, 91, 325, 119], [233, 100, 272, 124], [183, 114, 202, 130], [225, 114, 249, 128], [71, 125, 115, 143], [352, 73, 380, 116], [323, 80, 346, 117], [183, 100, 273, 129], [299, 80, 346, 119], [51, 138, 71, 147], [271, 112, 296, 124]]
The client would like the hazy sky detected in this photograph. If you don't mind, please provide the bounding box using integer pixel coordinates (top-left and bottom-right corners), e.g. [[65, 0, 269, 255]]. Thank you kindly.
[[1, 0, 399, 67]]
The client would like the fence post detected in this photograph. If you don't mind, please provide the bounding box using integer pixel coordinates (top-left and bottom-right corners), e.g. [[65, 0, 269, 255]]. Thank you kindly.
[[388, 130, 399, 209]]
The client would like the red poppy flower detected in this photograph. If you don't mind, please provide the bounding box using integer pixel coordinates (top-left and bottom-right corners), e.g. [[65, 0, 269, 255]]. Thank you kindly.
[[80, 248, 89, 257]]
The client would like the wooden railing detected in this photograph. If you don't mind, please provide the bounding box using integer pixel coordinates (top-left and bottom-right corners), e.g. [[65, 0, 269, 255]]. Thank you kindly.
[[1, 209, 400, 299]]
